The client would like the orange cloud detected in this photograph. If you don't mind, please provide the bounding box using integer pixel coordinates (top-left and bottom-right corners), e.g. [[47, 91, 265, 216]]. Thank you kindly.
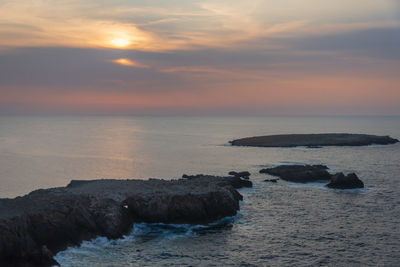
[[111, 58, 149, 68]]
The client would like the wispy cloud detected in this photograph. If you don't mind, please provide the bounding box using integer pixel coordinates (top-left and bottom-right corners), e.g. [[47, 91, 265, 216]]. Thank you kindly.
[[112, 58, 149, 68], [1, 0, 397, 51]]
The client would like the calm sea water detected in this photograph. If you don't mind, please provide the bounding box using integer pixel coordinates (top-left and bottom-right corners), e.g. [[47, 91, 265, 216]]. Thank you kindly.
[[1, 115, 399, 266]]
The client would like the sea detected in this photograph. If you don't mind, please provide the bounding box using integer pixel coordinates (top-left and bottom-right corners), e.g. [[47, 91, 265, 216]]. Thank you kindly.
[[0, 115, 399, 266]]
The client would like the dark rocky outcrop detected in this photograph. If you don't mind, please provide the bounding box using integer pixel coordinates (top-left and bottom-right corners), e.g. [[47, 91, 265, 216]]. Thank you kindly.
[[182, 174, 252, 188], [230, 133, 399, 147], [326, 173, 364, 189], [260, 164, 365, 189], [228, 171, 251, 179], [264, 179, 278, 183], [0, 175, 251, 267], [260, 165, 331, 183]]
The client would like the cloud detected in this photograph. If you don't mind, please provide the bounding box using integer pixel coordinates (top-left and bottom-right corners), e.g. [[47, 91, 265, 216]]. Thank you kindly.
[[1, 1, 400, 114], [112, 58, 149, 68], [278, 27, 400, 59], [0, 47, 173, 91], [1, 0, 397, 51], [1, 24, 399, 94]]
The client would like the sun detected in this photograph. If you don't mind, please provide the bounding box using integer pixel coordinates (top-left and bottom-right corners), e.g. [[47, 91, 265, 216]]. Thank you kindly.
[[110, 38, 131, 48]]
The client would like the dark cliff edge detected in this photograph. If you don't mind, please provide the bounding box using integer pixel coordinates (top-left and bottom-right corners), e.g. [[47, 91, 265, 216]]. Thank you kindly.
[[0, 175, 252, 267], [230, 133, 399, 147]]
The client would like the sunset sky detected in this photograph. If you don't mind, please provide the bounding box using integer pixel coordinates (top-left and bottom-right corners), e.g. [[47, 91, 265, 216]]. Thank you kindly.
[[0, 0, 399, 115]]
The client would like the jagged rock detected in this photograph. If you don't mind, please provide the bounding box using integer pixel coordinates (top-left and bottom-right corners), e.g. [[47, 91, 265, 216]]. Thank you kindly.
[[326, 173, 364, 189], [0, 175, 251, 267], [260, 165, 331, 183]]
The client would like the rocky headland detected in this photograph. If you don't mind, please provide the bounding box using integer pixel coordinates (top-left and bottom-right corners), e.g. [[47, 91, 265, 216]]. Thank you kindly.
[[0, 175, 251, 267], [260, 164, 364, 189], [230, 133, 399, 147]]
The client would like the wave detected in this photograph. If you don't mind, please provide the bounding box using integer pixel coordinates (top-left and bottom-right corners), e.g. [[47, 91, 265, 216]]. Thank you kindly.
[[54, 215, 239, 265]]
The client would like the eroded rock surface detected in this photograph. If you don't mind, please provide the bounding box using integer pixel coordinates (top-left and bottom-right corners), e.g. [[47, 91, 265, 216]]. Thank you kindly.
[[0, 175, 251, 267]]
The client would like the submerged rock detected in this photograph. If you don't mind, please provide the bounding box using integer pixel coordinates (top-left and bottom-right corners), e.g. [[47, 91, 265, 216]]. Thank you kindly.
[[230, 133, 399, 147], [0, 175, 251, 267], [264, 179, 278, 183], [326, 173, 364, 189], [260, 165, 331, 183]]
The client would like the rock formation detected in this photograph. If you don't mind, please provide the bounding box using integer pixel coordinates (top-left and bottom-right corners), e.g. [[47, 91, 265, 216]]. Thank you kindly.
[[0, 175, 251, 267], [264, 179, 278, 183], [326, 173, 364, 189], [260, 164, 364, 189], [230, 133, 399, 147], [260, 165, 331, 183], [228, 171, 251, 179]]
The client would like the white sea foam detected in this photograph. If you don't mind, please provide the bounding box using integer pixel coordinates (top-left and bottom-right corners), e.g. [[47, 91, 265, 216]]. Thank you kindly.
[[54, 214, 238, 266]]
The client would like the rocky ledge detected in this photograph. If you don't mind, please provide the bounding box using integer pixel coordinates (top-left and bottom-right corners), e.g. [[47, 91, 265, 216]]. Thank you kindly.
[[0, 175, 251, 267], [260, 164, 364, 189], [230, 133, 399, 147]]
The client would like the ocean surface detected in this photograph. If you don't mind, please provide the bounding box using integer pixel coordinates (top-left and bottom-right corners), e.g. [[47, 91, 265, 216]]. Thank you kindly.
[[0, 115, 399, 266]]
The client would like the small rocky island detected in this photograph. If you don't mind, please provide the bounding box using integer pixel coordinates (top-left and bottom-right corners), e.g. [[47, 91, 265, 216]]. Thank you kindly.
[[260, 164, 364, 189], [230, 133, 399, 147], [260, 165, 331, 183], [0, 174, 252, 267]]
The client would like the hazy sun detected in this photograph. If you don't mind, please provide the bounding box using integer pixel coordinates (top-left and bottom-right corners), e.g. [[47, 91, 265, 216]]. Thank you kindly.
[[110, 38, 131, 48]]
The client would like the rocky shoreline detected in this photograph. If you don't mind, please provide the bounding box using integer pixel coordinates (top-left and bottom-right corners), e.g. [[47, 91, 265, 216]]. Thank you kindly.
[[0, 175, 252, 267], [230, 133, 399, 147]]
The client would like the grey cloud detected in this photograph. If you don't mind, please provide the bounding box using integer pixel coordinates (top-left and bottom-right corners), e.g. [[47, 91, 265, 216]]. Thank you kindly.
[[277, 27, 400, 59], [1, 25, 399, 95], [0, 47, 183, 91]]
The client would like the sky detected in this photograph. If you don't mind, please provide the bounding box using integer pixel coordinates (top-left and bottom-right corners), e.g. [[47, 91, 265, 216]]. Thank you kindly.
[[0, 0, 399, 115]]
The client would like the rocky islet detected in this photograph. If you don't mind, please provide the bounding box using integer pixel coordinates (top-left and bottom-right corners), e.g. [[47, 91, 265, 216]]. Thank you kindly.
[[260, 164, 364, 189], [230, 133, 399, 147]]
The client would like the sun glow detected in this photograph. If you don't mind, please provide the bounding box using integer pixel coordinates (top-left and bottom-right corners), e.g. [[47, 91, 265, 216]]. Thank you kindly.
[[111, 58, 149, 68], [110, 38, 131, 48]]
